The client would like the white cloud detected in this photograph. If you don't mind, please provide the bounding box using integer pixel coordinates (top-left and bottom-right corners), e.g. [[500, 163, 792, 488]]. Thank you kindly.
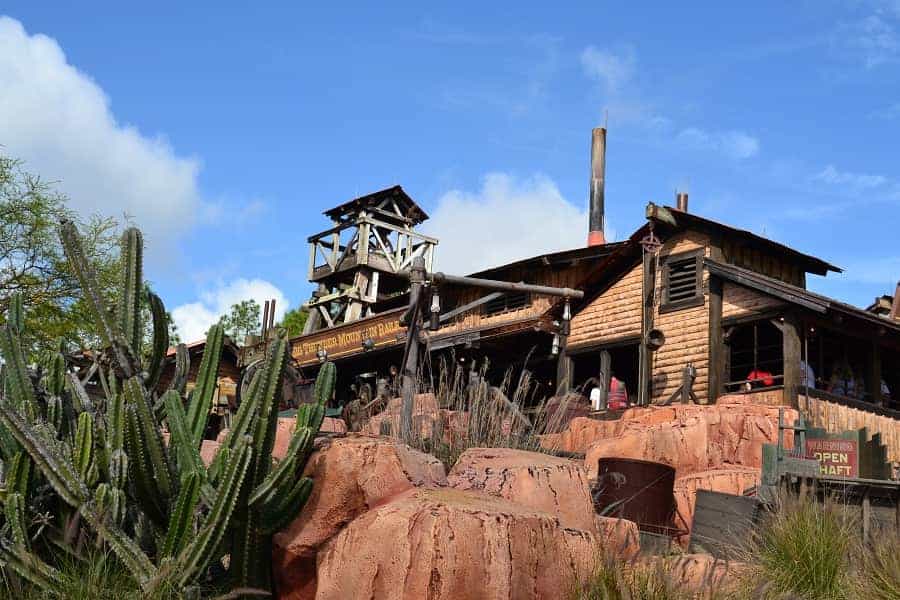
[[840, 13, 900, 68], [580, 45, 635, 94], [676, 128, 760, 159], [171, 278, 288, 342], [0, 16, 203, 263], [423, 173, 599, 275], [814, 164, 888, 189]]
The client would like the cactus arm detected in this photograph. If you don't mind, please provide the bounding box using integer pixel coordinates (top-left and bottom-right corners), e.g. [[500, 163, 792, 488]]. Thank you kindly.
[[0, 325, 38, 420], [260, 477, 313, 535], [72, 412, 94, 480], [5, 452, 32, 497], [46, 396, 63, 433], [124, 376, 173, 500], [0, 403, 88, 507], [313, 361, 336, 406], [172, 343, 190, 395], [174, 436, 252, 586], [145, 291, 169, 392], [5, 492, 29, 548], [107, 390, 126, 454], [117, 228, 144, 356], [248, 427, 312, 507], [186, 323, 224, 446], [0, 539, 62, 590], [47, 340, 67, 397], [59, 220, 134, 379], [124, 404, 166, 525], [163, 390, 204, 474], [295, 403, 325, 433], [207, 366, 262, 482], [160, 470, 202, 558], [7, 293, 24, 333], [93, 483, 126, 526], [66, 372, 95, 416]]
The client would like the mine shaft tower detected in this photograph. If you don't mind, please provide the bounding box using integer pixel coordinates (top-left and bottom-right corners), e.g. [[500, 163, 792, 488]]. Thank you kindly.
[[302, 186, 437, 333]]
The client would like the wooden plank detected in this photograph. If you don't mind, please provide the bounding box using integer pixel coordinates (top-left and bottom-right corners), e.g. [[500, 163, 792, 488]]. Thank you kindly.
[[689, 490, 762, 559], [708, 275, 724, 404], [783, 312, 801, 408]]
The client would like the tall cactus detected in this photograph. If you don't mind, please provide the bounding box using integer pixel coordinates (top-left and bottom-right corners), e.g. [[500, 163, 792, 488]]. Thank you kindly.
[[0, 221, 336, 597]]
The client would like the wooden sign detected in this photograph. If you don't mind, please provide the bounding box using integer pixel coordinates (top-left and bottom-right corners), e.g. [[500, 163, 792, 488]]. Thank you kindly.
[[291, 309, 404, 365], [806, 438, 858, 478]]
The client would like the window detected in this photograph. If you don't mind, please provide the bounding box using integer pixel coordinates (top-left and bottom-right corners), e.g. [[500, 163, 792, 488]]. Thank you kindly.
[[661, 251, 703, 311], [484, 292, 531, 316]]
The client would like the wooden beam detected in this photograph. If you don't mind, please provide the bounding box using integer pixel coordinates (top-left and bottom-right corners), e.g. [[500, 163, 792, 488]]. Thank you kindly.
[[638, 251, 656, 406], [870, 342, 882, 406], [708, 275, 725, 404], [783, 312, 802, 408], [556, 335, 572, 395]]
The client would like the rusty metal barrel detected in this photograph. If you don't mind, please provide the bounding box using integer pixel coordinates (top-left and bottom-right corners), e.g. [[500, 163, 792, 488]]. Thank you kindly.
[[593, 458, 676, 535]]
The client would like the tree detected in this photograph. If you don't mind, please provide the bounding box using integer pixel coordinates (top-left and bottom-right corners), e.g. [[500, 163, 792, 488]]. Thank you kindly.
[[219, 299, 261, 345], [279, 306, 309, 337], [0, 155, 121, 355]]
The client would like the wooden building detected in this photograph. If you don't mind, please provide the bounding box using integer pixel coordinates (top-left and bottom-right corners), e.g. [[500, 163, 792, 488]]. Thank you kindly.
[[287, 131, 900, 464]]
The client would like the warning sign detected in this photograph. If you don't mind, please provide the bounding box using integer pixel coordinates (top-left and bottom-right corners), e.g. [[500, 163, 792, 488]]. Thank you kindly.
[[806, 438, 858, 478]]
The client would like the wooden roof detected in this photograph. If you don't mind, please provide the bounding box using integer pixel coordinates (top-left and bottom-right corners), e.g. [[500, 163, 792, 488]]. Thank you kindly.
[[323, 185, 428, 225]]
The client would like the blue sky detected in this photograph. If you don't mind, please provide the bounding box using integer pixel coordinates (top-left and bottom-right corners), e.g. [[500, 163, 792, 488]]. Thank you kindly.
[[2, 2, 900, 340]]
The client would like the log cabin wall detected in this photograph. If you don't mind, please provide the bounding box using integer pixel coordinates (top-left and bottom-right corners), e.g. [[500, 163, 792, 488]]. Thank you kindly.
[[570, 230, 712, 403], [722, 282, 787, 319]]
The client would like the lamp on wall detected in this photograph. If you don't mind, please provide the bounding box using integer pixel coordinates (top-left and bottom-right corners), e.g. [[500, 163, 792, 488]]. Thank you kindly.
[[316, 346, 328, 363], [361, 330, 375, 352]]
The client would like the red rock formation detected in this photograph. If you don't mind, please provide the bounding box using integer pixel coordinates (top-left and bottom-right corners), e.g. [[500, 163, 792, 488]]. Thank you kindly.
[[594, 516, 641, 561], [579, 400, 796, 478], [273, 435, 447, 600], [314, 488, 600, 600], [648, 553, 748, 594], [448, 447, 596, 531]]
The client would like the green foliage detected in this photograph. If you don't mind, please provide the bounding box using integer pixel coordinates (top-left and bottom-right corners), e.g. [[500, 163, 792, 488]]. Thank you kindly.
[[219, 299, 261, 345], [748, 498, 853, 600], [279, 307, 309, 337], [0, 222, 337, 598], [571, 559, 692, 600], [0, 155, 121, 356]]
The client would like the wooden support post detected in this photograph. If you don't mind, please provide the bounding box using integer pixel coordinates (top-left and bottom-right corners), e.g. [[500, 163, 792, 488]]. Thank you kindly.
[[638, 251, 655, 407], [555, 339, 572, 396], [783, 312, 801, 409], [597, 350, 611, 410], [870, 342, 882, 406], [708, 276, 724, 405], [862, 489, 872, 543], [400, 256, 426, 443]]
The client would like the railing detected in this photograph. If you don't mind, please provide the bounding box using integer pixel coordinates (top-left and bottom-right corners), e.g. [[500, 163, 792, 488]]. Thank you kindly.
[[800, 392, 900, 465]]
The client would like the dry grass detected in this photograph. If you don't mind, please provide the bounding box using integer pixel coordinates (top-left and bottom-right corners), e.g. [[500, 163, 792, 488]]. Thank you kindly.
[[401, 355, 574, 469]]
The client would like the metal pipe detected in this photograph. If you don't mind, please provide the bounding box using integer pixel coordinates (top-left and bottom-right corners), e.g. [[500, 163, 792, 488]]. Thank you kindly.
[[588, 127, 607, 246], [261, 300, 270, 337], [676, 191, 689, 212], [269, 298, 276, 331], [427, 271, 585, 300]]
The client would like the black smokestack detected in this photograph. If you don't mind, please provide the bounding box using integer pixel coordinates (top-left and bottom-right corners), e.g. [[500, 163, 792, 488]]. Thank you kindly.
[[891, 281, 900, 321], [676, 191, 689, 212], [588, 127, 607, 246]]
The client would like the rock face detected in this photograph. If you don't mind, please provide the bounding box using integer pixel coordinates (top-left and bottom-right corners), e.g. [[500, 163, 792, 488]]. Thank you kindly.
[[314, 488, 600, 600], [654, 553, 747, 594], [673, 467, 761, 533], [579, 399, 796, 478], [199, 440, 219, 466], [448, 447, 596, 531], [271, 416, 347, 460], [594, 516, 641, 561], [273, 435, 447, 600]]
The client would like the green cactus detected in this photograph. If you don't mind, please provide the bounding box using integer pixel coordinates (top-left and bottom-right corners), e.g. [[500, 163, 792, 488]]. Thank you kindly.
[[0, 221, 336, 597]]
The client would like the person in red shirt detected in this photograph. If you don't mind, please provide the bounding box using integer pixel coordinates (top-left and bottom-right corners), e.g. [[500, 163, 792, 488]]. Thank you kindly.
[[608, 372, 629, 410], [746, 368, 775, 388]]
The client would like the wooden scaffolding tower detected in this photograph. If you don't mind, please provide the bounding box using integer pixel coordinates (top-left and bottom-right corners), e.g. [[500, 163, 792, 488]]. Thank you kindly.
[[302, 186, 437, 333]]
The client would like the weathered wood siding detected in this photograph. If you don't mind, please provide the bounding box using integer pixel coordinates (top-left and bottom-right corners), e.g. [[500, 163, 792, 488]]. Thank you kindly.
[[722, 239, 805, 286], [570, 231, 711, 403], [439, 262, 594, 336], [801, 394, 900, 465], [722, 282, 786, 320]]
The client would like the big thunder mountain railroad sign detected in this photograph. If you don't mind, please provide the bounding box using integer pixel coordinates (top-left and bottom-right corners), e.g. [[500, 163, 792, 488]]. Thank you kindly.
[[291, 309, 405, 366]]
